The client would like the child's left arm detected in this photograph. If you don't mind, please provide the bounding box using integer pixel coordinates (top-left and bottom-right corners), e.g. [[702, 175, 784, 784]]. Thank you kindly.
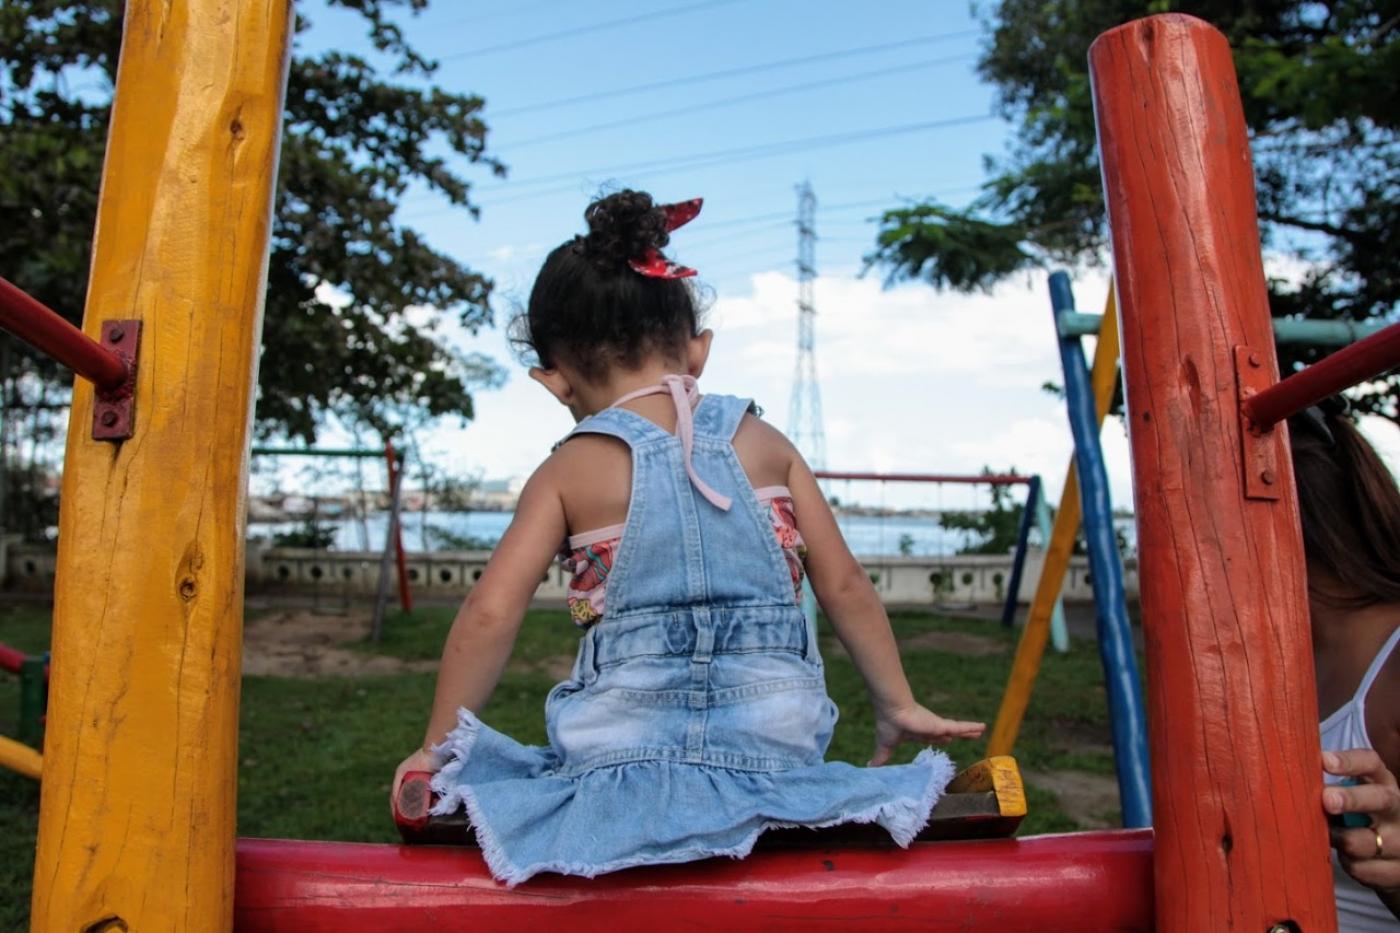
[[391, 463, 567, 802]]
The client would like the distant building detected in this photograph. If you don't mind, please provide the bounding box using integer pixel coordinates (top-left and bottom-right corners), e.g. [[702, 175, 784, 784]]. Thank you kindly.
[[471, 476, 526, 511]]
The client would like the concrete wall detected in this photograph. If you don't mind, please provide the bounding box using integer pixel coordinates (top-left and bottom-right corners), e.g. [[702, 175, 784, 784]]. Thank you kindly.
[[6, 540, 1139, 607]]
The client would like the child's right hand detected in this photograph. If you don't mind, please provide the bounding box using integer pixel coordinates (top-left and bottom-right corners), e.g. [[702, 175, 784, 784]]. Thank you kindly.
[[870, 703, 986, 767], [391, 746, 446, 817]]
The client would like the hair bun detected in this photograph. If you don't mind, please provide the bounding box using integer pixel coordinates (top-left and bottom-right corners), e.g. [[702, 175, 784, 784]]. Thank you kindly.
[[579, 190, 668, 274]]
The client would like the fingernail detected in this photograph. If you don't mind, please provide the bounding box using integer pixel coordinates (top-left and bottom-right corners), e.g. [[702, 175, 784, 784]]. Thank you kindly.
[[1323, 790, 1342, 813], [1323, 751, 1339, 770]]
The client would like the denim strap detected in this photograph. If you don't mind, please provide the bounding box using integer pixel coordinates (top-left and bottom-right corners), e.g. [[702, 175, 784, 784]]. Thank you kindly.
[[609, 375, 732, 511]]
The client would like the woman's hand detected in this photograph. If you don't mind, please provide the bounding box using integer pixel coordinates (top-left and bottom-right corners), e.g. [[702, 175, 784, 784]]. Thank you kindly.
[[390, 747, 446, 818], [870, 703, 985, 767], [1323, 748, 1400, 914]]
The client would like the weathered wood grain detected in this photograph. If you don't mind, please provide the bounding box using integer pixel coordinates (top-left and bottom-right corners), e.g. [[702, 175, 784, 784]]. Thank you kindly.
[[1091, 13, 1336, 931], [31, 3, 292, 929]]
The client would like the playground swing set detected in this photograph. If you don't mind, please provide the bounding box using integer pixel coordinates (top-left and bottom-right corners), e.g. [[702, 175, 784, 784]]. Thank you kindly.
[[809, 469, 1061, 625], [249, 443, 414, 639], [0, 7, 1397, 929]]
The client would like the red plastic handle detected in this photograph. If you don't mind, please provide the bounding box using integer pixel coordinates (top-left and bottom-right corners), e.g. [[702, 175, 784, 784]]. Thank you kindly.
[[393, 770, 437, 833]]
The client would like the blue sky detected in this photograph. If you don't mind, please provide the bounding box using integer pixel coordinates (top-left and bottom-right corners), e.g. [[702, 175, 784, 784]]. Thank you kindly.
[[290, 1, 1397, 513]]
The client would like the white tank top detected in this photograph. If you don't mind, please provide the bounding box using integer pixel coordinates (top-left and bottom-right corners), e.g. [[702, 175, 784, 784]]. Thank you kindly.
[[1318, 625, 1400, 931]]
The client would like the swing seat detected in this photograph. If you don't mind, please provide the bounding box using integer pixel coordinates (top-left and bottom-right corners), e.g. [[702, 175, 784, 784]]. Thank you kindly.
[[393, 755, 1026, 847]]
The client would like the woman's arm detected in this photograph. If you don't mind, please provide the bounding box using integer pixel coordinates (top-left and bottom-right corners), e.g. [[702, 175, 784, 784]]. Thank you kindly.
[[785, 455, 984, 765], [391, 463, 567, 802]]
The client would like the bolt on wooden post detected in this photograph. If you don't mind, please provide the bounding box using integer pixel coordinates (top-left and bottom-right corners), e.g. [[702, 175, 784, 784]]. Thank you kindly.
[[1089, 14, 1335, 931]]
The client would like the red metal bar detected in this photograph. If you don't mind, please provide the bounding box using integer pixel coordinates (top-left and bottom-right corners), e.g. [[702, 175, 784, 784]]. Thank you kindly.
[[234, 830, 1153, 930], [385, 440, 413, 613], [813, 471, 1031, 485], [0, 276, 127, 390], [1243, 320, 1400, 429], [1092, 14, 1335, 931], [0, 643, 26, 675]]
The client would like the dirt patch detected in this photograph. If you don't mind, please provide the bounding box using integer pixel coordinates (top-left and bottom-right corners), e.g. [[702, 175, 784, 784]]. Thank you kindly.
[[1043, 717, 1116, 760], [509, 654, 576, 682], [1024, 769, 1121, 829], [897, 630, 1005, 657], [243, 610, 437, 678]]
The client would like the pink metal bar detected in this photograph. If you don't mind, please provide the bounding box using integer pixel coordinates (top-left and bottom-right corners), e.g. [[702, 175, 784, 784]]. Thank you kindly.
[[813, 471, 1032, 485]]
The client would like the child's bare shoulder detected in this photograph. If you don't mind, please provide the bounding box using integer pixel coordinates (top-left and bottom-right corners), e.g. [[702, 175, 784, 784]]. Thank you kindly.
[[733, 412, 795, 447], [547, 432, 630, 468], [732, 412, 799, 483], [538, 432, 631, 489]]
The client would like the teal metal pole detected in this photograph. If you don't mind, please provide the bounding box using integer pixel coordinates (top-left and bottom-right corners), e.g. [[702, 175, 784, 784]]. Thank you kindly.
[[18, 656, 45, 747], [1033, 486, 1070, 653], [251, 447, 387, 459], [1059, 311, 1392, 347]]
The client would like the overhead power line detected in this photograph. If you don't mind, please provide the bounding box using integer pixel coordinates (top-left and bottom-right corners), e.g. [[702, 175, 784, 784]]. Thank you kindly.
[[692, 197, 901, 233], [499, 53, 977, 151], [439, 0, 747, 61], [488, 30, 981, 118], [433, 0, 569, 31], [403, 116, 993, 219], [484, 113, 997, 197]]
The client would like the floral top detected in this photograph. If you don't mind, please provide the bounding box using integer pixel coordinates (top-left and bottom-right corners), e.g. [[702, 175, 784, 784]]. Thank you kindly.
[[561, 486, 807, 628]]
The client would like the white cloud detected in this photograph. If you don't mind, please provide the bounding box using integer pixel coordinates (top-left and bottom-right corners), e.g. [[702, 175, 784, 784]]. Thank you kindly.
[[699, 268, 1133, 501]]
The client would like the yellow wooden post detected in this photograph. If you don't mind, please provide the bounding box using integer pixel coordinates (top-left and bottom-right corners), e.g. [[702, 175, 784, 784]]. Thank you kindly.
[[0, 734, 42, 780], [30, 3, 292, 929], [988, 288, 1121, 756]]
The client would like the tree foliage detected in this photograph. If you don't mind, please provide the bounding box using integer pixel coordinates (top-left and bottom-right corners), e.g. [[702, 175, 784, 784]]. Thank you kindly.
[[868, 1, 1400, 417], [0, 0, 504, 445], [940, 469, 1027, 555]]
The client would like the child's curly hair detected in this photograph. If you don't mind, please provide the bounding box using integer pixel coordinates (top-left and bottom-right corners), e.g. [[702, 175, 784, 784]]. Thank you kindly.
[[512, 189, 703, 380]]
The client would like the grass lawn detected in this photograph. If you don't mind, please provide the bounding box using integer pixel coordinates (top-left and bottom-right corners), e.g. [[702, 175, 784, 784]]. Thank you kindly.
[[0, 599, 1120, 926]]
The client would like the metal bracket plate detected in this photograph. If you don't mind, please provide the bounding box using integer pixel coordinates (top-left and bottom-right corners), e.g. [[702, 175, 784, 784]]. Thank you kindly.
[[92, 319, 141, 441], [1234, 346, 1283, 501]]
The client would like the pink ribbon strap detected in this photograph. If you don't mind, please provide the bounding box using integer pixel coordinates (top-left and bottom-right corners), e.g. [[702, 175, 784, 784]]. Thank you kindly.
[[609, 374, 732, 511]]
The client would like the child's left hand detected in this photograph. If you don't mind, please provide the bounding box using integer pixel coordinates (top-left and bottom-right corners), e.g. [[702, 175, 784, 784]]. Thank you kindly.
[[391, 747, 446, 817], [870, 703, 986, 767]]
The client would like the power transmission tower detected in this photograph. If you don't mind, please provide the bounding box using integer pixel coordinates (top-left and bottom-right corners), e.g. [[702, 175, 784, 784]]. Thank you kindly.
[[788, 180, 826, 469]]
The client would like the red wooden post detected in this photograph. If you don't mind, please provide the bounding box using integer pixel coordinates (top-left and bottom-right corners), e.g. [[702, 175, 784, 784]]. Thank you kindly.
[[385, 440, 413, 613], [1090, 14, 1335, 931]]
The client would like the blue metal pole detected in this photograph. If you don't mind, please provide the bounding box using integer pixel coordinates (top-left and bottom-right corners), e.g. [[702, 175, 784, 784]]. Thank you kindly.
[[1001, 475, 1040, 627], [1049, 271, 1152, 828]]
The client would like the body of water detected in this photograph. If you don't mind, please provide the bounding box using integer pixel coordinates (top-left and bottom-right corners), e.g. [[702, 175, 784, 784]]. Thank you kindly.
[[255, 510, 1139, 558]]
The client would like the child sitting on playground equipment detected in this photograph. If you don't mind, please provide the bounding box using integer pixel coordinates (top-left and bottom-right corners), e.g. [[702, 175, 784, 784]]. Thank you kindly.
[[390, 189, 984, 885], [1291, 402, 1400, 926]]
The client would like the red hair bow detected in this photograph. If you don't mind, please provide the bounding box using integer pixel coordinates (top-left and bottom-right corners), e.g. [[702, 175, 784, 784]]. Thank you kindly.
[[629, 198, 702, 279]]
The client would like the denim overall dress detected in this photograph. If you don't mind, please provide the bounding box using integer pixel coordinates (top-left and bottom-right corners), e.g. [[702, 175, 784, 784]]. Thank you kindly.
[[430, 385, 954, 885]]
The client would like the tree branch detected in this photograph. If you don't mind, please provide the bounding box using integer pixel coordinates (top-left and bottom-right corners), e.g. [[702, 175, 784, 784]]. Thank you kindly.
[[1257, 211, 1358, 241]]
